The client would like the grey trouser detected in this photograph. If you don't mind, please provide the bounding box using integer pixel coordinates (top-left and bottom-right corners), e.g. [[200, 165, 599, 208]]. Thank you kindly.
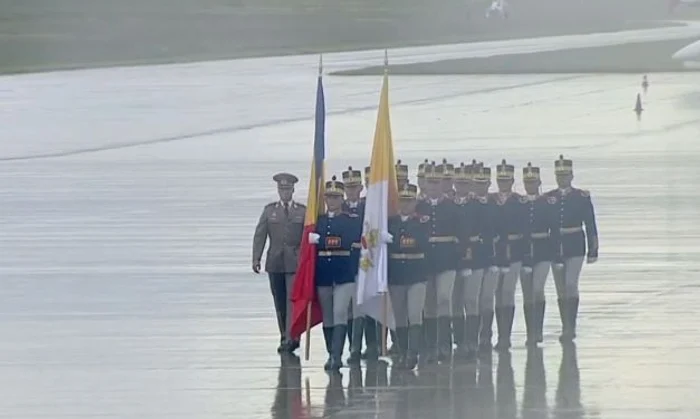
[[390, 282, 428, 327], [520, 261, 550, 304], [268, 273, 295, 340], [318, 283, 356, 326], [479, 267, 500, 314], [552, 256, 585, 299], [496, 261, 522, 308], [461, 268, 483, 316], [424, 270, 457, 318]]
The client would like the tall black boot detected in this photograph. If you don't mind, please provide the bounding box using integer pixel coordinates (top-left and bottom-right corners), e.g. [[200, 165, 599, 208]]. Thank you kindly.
[[330, 325, 347, 371], [363, 317, 379, 362], [494, 306, 515, 351], [535, 301, 546, 343], [422, 318, 438, 365], [394, 327, 409, 367], [452, 313, 466, 348], [523, 304, 536, 346], [347, 318, 354, 347], [406, 324, 422, 370], [323, 327, 333, 370], [388, 329, 398, 355], [557, 298, 570, 343], [568, 297, 579, 341], [347, 317, 364, 365], [437, 316, 453, 362], [478, 311, 494, 352], [465, 315, 480, 360]]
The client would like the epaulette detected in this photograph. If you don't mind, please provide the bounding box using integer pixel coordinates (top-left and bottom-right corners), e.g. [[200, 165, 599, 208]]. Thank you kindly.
[[266, 202, 278, 208], [296, 203, 307, 208], [579, 189, 591, 198]]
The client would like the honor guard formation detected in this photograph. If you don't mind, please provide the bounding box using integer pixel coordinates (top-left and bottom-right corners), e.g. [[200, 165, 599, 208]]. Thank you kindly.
[[252, 156, 598, 370]]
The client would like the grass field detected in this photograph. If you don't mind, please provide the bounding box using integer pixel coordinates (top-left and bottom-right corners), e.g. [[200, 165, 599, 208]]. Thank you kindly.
[[0, 0, 698, 74]]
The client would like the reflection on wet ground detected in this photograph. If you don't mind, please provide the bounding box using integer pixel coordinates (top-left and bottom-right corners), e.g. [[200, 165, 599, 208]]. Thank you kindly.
[[272, 345, 581, 419]]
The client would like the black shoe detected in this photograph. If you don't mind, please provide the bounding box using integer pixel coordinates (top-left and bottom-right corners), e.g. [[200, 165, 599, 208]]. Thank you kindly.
[[286, 340, 300, 353], [330, 325, 347, 371]]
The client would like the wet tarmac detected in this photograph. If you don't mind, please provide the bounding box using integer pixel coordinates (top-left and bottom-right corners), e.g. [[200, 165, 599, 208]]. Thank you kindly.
[[3, 43, 700, 417]]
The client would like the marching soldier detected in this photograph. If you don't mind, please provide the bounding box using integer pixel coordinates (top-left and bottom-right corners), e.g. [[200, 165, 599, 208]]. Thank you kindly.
[[310, 176, 363, 371], [520, 162, 557, 346], [492, 159, 528, 351], [387, 184, 430, 370], [252, 173, 306, 353], [546, 155, 599, 343], [452, 163, 471, 357], [471, 163, 501, 352], [343, 167, 377, 364], [416, 162, 461, 363]]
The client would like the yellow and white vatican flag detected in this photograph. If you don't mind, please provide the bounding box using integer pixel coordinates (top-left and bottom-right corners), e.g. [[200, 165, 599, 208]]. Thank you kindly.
[[357, 54, 400, 338]]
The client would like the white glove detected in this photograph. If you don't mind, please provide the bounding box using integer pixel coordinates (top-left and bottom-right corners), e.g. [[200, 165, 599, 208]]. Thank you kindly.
[[522, 266, 533, 274], [381, 231, 393, 244], [489, 266, 500, 273], [460, 269, 473, 277], [587, 256, 598, 264], [500, 267, 510, 274], [308, 233, 320, 244]]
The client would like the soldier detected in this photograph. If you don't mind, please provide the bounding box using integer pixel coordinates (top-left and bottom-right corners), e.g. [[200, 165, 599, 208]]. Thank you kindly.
[[520, 162, 557, 346], [472, 163, 501, 352], [440, 158, 456, 199], [416, 159, 429, 200], [452, 163, 472, 357], [396, 160, 409, 190], [343, 167, 376, 365], [546, 155, 598, 343], [416, 162, 461, 363], [310, 176, 363, 371], [252, 172, 306, 353], [492, 159, 528, 351], [388, 184, 430, 370]]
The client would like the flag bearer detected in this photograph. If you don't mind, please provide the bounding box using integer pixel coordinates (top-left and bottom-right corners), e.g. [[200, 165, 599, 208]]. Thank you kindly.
[[416, 162, 461, 363], [358, 165, 381, 361], [252, 172, 306, 354], [343, 167, 374, 364], [388, 184, 430, 370], [546, 155, 598, 343], [520, 162, 557, 346], [472, 163, 501, 352], [310, 176, 363, 371], [492, 159, 528, 351]]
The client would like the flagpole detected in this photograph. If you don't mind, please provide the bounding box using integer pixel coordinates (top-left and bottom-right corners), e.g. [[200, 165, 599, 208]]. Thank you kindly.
[[304, 53, 324, 362], [380, 48, 389, 357]]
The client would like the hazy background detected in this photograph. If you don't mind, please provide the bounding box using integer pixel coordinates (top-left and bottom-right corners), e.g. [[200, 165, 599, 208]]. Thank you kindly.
[[1, 0, 698, 73]]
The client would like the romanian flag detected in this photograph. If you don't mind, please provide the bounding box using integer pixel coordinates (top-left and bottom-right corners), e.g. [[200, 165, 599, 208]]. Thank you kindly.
[[356, 65, 399, 329], [290, 66, 325, 341]]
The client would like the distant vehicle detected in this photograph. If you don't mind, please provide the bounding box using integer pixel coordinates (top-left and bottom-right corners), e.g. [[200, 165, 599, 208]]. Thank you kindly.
[[671, 39, 700, 68], [669, 0, 700, 13]]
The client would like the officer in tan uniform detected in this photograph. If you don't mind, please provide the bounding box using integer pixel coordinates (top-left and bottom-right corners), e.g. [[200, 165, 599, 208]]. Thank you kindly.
[[252, 173, 307, 353]]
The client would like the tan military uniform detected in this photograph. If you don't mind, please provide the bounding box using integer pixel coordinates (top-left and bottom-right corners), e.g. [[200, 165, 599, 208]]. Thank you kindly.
[[253, 201, 306, 273], [252, 200, 306, 342]]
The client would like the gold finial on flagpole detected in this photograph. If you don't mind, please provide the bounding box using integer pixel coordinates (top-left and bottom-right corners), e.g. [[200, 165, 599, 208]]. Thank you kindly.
[[319, 54, 323, 76], [384, 49, 388, 74]]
